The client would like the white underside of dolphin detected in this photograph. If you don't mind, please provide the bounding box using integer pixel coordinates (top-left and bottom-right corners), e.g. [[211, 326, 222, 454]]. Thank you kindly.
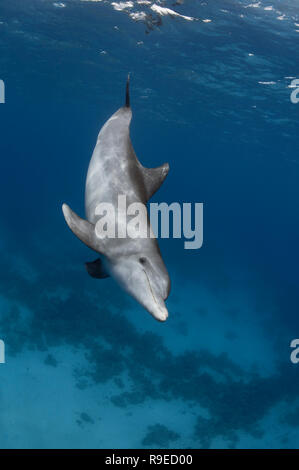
[[62, 76, 171, 322]]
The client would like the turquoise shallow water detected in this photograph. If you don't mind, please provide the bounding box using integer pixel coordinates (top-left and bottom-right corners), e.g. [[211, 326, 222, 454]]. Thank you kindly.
[[0, 0, 299, 449]]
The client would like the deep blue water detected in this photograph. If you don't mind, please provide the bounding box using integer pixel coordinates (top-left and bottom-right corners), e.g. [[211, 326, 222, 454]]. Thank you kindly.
[[0, 0, 299, 449]]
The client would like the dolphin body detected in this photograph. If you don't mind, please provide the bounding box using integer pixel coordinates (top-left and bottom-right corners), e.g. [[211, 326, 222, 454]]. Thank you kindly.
[[62, 77, 171, 321]]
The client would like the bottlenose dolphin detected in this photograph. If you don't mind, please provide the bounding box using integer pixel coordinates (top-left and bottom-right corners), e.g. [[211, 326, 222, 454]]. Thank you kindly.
[[62, 76, 171, 321]]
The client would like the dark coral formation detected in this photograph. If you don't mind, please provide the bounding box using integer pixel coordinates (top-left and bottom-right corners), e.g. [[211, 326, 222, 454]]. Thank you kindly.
[[0, 249, 299, 448], [142, 424, 180, 448]]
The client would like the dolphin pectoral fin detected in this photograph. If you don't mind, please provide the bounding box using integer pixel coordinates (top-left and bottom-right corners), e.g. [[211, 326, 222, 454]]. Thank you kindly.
[[142, 163, 170, 201], [85, 258, 110, 279], [62, 203, 101, 253]]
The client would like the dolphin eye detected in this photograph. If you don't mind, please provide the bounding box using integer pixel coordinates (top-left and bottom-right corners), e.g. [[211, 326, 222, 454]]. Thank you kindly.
[[139, 257, 146, 265]]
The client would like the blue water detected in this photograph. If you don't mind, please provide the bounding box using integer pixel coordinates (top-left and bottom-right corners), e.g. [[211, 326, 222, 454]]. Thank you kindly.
[[0, 0, 299, 449]]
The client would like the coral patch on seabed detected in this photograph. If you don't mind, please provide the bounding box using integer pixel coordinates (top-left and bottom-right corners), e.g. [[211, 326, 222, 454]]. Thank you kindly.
[[0, 246, 299, 448]]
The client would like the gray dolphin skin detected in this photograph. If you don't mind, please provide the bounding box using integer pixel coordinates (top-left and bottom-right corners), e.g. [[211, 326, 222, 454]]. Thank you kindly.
[[62, 76, 171, 321]]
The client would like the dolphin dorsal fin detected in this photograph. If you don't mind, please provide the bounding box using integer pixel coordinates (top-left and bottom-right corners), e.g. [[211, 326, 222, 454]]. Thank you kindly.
[[142, 163, 170, 201], [62, 204, 103, 253]]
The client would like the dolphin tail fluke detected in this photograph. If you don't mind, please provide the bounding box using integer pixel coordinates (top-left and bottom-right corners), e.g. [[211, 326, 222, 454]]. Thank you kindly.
[[125, 73, 130, 108], [62, 203, 99, 253]]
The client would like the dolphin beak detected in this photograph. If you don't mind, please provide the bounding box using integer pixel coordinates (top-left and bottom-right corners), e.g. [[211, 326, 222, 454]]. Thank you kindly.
[[151, 303, 169, 322], [141, 269, 169, 322]]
